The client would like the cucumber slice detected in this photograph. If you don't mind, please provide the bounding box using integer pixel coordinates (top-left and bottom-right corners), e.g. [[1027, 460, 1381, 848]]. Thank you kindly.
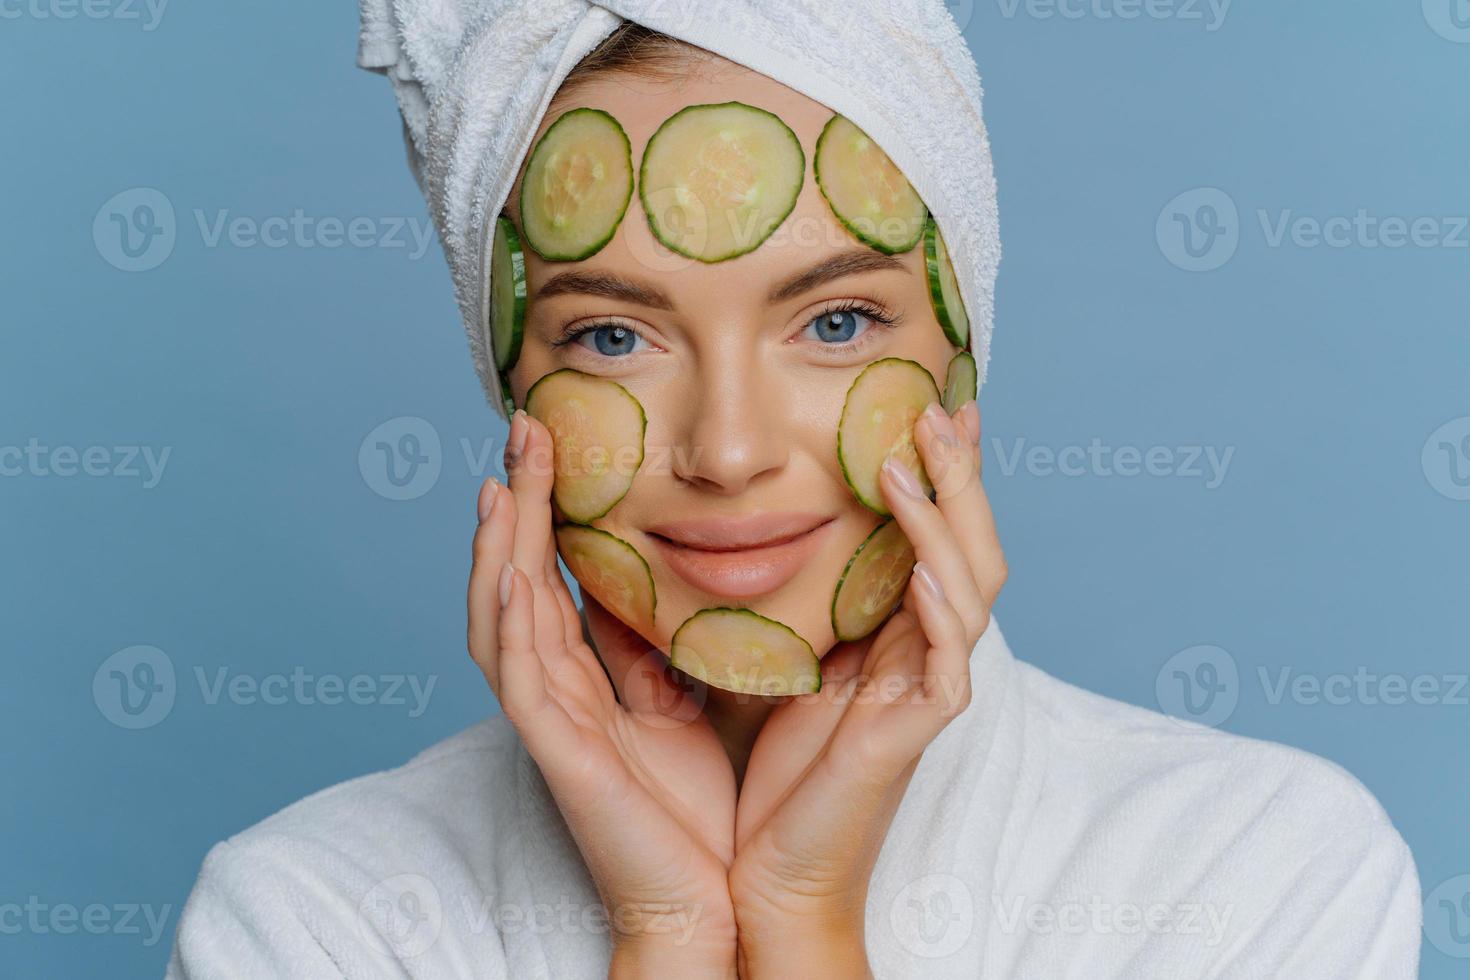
[[669, 607, 821, 696], [524, 368, 647, 523], [814, 114, 926, 255], [497, 367, 517, 416], [490, 214, 527, 372], [837, 357, 941, 516], [830, 519, 915, 642], [520, 108, 634, 261], [942, 351, 978, 414], [555, 524, 656, 630], [924, 216, 970, 348], [639, 102, 804, 263]]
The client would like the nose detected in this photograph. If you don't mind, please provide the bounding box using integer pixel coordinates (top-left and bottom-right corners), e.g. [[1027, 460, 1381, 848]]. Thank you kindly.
[[671, 354, 789, 495]]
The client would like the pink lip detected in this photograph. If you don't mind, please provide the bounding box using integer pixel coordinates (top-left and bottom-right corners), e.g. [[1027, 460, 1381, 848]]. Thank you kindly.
[[646, 513, 835, 598]]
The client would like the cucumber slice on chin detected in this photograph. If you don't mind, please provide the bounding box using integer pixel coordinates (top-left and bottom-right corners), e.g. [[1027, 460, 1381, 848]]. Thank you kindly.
[[670, 607, 821, 696]]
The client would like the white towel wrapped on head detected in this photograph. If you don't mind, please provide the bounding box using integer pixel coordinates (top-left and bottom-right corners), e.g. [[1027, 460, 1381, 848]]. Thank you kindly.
[[355, 0, 1002, 418]]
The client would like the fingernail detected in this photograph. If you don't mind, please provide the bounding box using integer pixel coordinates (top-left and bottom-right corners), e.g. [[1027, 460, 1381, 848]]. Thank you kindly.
[[498, 564, 515, 607], [913, 560, 945, 601], [504, 410, 529, 469], [883, 457, 926, 498], [477, 477, 500, 523], [960, 401, 981, 446]]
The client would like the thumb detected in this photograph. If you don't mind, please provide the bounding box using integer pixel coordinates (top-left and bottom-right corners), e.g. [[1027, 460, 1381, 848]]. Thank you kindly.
[[580, 593, 707, 726]]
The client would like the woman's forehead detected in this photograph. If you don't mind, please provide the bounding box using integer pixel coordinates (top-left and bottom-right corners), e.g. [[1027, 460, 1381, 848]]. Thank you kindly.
[[507, 63, 915, 306]]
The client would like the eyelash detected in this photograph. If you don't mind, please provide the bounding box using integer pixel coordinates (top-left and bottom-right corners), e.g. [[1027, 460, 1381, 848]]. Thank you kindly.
[[549, 299, 904, 356]]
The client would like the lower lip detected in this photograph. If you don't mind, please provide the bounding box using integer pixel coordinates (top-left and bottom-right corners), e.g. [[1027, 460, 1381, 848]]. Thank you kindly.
[[649, 521, 834, 599]]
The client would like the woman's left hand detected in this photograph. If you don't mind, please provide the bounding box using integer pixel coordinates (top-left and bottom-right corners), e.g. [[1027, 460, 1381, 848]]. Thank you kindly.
[[728, 398, 1006, 979]]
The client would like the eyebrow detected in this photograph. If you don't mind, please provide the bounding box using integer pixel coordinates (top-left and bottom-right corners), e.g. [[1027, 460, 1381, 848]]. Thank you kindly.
[[531, 247, 910, 311]]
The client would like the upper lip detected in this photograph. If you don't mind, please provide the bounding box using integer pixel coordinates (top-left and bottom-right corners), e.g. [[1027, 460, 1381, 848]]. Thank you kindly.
[[645, 513, 834, 552]]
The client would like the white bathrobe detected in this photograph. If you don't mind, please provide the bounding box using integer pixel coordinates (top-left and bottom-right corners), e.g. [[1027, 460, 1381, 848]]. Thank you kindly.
[[164, 617, 1422, 978]]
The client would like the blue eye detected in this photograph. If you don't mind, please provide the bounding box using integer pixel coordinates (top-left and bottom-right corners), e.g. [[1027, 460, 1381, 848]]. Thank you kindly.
[[568, 323, 648, 357], [801, 302, 898, 346]]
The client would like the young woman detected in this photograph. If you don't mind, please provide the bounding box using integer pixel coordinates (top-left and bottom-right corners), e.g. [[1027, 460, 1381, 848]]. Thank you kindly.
[[167, 15, 1422, 980]]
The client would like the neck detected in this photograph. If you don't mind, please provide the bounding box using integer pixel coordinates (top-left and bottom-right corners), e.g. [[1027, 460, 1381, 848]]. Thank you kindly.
[[702, 687, 778, 787]]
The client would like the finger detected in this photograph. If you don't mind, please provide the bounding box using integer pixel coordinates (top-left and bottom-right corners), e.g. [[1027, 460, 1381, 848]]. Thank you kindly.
[[913, 402, 1007, 611], [581, 594, 705, 723], [468, 477, 516, 693], [504, 409, 569, 657], [879, 453, 989, 639], [497, 566, 581, 750], [906, 561, 973, 720]]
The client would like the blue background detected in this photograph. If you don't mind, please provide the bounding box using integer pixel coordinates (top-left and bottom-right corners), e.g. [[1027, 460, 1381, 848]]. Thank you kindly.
[[4, 1, 1467, 975]]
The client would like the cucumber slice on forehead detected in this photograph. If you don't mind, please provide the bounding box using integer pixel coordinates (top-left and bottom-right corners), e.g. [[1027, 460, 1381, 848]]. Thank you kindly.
[[524, 368, 646, 523], [924, 216, 970, 348], [490, 214, 527, 372], [554, 524, 656, 631], [670, 607, 821, 696], [814, 114, 926, 255], [942, 351, 978, 415], [520, 108, 634, 261], [837, 357, 942, 517], [830, 519, 916, 642], [639, 101, 805, 263]]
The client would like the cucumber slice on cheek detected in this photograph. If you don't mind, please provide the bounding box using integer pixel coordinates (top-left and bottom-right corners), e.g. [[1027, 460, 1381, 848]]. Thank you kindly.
[[838, 357, 942, 517], [670, 607, 821, 696], [555, 525, 656, 632], [831, 519, 916, 642], [639, 101, 805, 263], [925, 216, 970, 349], [524, 369, 647, 524], [814, 114, 927, 255], [520, 108, 634, 262], [942, 351, 978, 415]]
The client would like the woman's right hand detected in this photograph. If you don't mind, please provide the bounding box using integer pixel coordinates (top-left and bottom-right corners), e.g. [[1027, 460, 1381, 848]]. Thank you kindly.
[[467, 409, 738, 978]]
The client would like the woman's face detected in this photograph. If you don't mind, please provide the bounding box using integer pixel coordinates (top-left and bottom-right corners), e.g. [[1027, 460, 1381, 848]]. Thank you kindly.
[[504, 57, 960, 662]]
